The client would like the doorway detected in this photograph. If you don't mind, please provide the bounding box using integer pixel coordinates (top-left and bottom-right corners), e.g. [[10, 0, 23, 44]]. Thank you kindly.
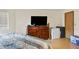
[[65, 11, 74, 38]]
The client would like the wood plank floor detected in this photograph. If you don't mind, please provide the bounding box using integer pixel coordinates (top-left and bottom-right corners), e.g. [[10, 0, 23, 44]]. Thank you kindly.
[[51, 38, 79, 49]]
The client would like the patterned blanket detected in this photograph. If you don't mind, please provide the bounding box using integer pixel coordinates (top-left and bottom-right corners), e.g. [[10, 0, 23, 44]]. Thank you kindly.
[[0, 32, 48, 49]]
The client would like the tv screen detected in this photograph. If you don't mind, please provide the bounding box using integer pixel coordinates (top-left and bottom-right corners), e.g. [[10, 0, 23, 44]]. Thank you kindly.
[[31, 16, 47, 26]]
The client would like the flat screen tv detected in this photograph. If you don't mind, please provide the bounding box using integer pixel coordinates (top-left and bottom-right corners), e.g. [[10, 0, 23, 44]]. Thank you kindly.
[[31, 16, 47, 26]]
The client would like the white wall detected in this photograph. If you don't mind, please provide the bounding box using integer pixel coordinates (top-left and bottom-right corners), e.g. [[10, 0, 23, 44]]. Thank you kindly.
[[8, 9, 79, 36], [15, 10, 64, 34], [0, 9, 65, 34], [8, 10, 16, 32], [74, 10, 79, 36]]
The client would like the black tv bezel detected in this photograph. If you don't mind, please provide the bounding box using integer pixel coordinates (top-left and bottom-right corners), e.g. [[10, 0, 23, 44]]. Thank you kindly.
[[31, 16, 47, 26]]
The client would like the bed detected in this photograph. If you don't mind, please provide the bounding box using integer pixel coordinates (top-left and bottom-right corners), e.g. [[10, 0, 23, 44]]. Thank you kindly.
[[0, 32, 49, 49]]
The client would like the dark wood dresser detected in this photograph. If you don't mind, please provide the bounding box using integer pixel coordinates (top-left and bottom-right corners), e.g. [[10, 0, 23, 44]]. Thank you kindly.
[[27, 25, 49, 39]]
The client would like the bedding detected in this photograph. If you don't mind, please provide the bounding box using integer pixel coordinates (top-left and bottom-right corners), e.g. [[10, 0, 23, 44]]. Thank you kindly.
[[0, 32, 48, 49]]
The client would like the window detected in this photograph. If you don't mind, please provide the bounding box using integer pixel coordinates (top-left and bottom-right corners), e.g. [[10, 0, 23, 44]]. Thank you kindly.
[[0, 12, 9, 27], [0, 12, 9, 34]]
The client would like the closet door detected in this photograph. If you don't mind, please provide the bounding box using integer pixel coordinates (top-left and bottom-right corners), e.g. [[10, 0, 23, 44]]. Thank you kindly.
[[65, 11, 74, 38]]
